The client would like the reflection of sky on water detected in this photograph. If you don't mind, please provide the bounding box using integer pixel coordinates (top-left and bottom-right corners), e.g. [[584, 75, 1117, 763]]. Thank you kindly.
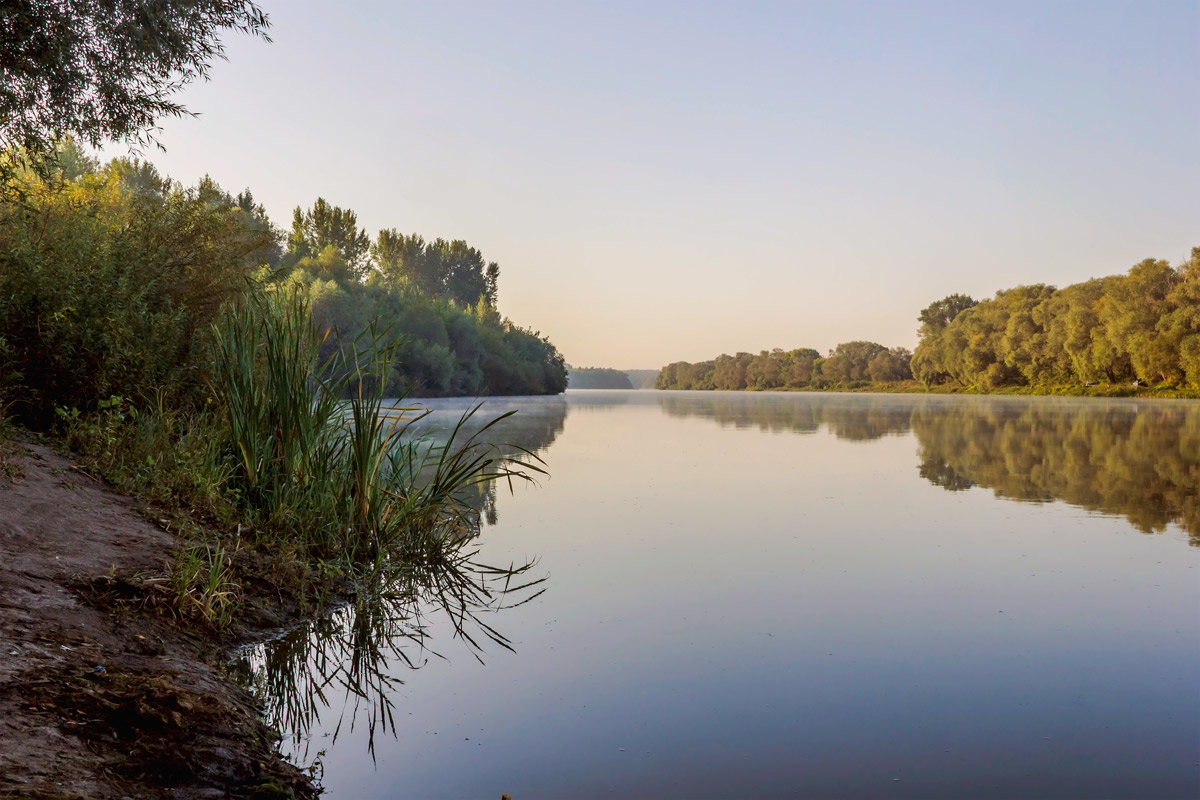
[[242, 391, 1200, 799]]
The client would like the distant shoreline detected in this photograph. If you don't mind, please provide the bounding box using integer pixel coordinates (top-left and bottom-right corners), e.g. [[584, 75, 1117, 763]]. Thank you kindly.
[[642, 381, 1200, 399]]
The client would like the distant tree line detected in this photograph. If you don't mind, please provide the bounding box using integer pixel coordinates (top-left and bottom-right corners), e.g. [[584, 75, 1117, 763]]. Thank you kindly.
[[655, 342, 913, 390], [624, 369, 660, 389], [656, 249, 1200, 393], [568, 367, 634, 389]]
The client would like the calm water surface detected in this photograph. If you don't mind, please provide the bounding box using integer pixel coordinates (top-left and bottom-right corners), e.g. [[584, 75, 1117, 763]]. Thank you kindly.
[[237, 391, 1200, 799]]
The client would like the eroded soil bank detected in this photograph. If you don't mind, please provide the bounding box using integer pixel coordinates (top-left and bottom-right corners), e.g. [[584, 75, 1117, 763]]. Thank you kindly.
[[0, 437, 318, 799]]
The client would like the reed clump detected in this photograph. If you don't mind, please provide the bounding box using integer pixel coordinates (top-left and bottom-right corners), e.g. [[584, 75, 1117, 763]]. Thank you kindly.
[[49, 286, 541, 628], [205, 286, 541, 575]]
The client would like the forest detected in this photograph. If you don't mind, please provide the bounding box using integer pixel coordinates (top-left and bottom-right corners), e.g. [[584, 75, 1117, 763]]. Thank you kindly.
[[911, 251, 1200, 390], [655, 342, 913, 390], [567, 366, 634, 389], [0, 140, 566, 430], [656, 250, 1200, 394]]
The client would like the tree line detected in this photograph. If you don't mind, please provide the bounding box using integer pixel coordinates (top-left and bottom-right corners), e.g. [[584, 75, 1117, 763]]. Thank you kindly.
[[912, 250, 1200, 390], [655, 342, 913, 390], [656, 249, 1200, 393], [567, 367, 634, 389], [0, 140, 566, 428]]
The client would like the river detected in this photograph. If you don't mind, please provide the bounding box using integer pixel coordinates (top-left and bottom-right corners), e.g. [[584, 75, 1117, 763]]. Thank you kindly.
[[236, 390, 1200, 799]]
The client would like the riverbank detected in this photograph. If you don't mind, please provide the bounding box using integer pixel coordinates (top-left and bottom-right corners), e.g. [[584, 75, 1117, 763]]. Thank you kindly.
[[654, 380, 1200, 399], [0, 433, 320, 799]]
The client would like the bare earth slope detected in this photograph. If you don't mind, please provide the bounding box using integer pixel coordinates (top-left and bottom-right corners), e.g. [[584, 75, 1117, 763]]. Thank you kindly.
[[0, 438, 314, 799]]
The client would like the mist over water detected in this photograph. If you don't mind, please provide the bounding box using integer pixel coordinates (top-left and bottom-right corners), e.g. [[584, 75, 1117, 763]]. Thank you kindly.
[[240, 391, 1200, 799]]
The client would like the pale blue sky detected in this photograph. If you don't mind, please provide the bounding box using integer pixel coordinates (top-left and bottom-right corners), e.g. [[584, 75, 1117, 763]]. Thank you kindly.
[[104, 0, 1199, 368]]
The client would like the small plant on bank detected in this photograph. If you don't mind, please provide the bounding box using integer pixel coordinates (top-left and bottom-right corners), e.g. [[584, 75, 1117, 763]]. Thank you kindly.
[[169, 539, 242, 629]]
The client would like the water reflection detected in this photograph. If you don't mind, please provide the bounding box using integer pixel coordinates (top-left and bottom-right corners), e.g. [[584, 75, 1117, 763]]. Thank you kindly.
[[657, 391, 915, 439], [232, 544, 545, 764], [396, 396, 569, 529], [237, 392, 1198, 795], [913, 399, 1200, 543], [655, 392, 1200, 542]]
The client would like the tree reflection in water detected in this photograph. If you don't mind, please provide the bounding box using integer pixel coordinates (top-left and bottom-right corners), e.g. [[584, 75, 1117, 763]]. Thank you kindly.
[[912, 399, 1199, 543], [656, 392, 1199, 544], [234, 392, 1198, 774]]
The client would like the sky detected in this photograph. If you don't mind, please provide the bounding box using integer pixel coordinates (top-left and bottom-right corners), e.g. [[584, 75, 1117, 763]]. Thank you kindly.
[[100, 0, 1199, 369]]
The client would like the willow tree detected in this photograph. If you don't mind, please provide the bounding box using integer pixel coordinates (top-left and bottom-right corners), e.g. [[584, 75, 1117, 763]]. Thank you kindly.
[[1, 0, 270, 178]]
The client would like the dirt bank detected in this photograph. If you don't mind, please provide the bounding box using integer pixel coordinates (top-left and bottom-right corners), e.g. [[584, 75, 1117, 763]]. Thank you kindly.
[[0, 436, 317, 799]]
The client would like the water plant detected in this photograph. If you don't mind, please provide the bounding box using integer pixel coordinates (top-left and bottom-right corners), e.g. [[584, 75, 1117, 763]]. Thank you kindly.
[[208, 285, 542, 566]]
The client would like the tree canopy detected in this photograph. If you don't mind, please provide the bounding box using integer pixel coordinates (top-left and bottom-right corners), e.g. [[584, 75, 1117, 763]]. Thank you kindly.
[[0, 0, 270, 168], [656, 344, 911, 390], [912, 251, 1200, 390], [568, 367, 634, 389], [658, 249, 1200, 394]]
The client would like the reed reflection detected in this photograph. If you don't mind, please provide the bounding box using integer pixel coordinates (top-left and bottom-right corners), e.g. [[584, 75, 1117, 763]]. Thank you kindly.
[[232, 541, 546, 764], [656, 392, 1200, 543], [233, 399, 563, 765], [403, 396, 568, 529]]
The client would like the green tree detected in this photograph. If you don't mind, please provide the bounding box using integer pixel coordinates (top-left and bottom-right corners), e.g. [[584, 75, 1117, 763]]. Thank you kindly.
[[1099, 258, 1181, 384], [371, 230, 499, 306], [785, 348, 820, 387], [0, 1, 269, 174], [0, 159, 270, 426], [918, 294, 978, 339], [1158, 248, 1200, 386], [821, 341, 887, 384], [867, 347, 913, 382], [746, 349, 786, 389], [287, 198, 370, 276]]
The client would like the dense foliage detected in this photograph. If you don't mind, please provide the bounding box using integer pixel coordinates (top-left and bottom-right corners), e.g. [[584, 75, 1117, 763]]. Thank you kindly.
[[657, 250, 1200, 393], [0, 148, 566, 430], [0, 0, 269, 179], [912, 250, 1200, 390], [655, 343, 912, 390], [0, 144, 271, 426], [567, 367, 634, 389]]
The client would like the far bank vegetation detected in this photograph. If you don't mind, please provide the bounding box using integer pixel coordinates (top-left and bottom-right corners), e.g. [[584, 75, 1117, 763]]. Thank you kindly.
[[656, 249, 1200, 395]]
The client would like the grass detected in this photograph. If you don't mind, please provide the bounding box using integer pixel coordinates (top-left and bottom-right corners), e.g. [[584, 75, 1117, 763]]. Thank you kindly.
[[169, 539, 243, 629], [50, 285, 543, 629]]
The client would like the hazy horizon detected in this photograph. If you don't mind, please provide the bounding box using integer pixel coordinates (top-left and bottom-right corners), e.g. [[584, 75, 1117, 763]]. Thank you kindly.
[[100, 1, 1199, 368]]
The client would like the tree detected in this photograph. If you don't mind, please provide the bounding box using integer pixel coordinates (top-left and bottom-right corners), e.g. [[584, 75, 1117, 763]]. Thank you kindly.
[[287, 198, 370, 277], [785, 348, 820, 387], [918, 293, 978, 340], [821, 341, 887, 384], [431, 238, 497, 306], [371, 230, 500, 306], [867, 347, 913, 382], [0, 160, 272, 425], [0, 1, 270, 170], [371, 229, 430, 291]]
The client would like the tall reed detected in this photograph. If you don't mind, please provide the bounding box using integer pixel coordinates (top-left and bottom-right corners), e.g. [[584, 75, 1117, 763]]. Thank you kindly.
[[208, 287, 541, 564]]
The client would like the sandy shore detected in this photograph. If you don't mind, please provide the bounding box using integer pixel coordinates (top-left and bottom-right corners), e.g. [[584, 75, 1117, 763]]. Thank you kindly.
[[0, 436, 317, 799]]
